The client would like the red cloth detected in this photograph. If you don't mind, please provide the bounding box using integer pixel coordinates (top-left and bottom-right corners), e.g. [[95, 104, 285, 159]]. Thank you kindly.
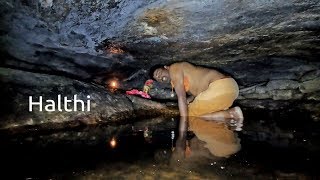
[[126, 89, 151, 99]]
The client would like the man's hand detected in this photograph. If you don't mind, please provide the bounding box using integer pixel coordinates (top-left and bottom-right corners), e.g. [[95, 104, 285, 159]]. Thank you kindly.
[[171, 116, 188, 164]]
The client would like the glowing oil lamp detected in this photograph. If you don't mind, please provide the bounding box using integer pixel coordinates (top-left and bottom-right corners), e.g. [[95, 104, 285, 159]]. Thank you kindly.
[[110, 80, 118, 89], [107, 79, 119, 93], [110, 137, 117, 148]]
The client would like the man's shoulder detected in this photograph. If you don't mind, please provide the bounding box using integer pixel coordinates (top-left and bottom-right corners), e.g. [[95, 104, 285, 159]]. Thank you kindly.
[[170, 62, 194, 69]]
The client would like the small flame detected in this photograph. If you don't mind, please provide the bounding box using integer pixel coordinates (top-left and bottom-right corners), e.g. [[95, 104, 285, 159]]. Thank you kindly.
[[110, 137, 117, 148], [110, 80, 118, 89]]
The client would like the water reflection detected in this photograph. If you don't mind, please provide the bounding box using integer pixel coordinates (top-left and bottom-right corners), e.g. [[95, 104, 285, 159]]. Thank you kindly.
[[189, 116, 241, 158], [171, 116, 242, 164], [1, 114, 318, 179]]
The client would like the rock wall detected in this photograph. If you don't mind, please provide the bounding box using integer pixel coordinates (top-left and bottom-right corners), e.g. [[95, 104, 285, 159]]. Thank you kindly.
[[0, 68, 177, 132], [0, 0, 319, 128]]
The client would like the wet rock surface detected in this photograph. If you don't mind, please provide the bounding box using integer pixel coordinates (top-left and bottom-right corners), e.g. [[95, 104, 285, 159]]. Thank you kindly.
[[0, 67, 177, 132]]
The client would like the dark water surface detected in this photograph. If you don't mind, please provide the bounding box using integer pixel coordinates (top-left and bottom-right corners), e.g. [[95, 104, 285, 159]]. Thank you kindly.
[[1, 114, 319, 179]]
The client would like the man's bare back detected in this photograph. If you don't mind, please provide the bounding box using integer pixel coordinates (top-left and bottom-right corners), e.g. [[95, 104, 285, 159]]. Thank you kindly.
[[169, 62, 227, 96]]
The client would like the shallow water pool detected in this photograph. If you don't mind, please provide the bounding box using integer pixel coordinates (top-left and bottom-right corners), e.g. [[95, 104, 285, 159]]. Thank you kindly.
[[0, 114, 319, 179]]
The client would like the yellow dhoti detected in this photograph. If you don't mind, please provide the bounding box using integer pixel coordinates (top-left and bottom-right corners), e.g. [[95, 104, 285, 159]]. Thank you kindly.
[[188, 78, 239, 116], [189, 117, 241, 157]]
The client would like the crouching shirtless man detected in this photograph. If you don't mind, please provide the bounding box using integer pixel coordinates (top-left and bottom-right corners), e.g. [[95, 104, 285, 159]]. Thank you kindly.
[[153, 62, 243, 126]]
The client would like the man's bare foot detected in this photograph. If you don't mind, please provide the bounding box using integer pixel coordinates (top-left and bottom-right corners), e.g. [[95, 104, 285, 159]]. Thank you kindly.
[[229, 106, 244, 121], [227, 118, 243, 131], [227, 107, 244, 131]]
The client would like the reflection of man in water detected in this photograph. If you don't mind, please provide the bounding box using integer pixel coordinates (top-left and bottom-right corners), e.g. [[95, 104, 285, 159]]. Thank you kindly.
[[188, 117, 241, 158], [172, 116, 240, 163], [152, 62, 243, 123]]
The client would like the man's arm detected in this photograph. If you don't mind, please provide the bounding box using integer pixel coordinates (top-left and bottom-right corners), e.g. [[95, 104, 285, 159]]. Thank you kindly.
[[173, 78, 188, 116], [175, 85, 188, 116], [171, 116, 188, 162], [170, 68, 188, 116], [176, 116, 188, 151]]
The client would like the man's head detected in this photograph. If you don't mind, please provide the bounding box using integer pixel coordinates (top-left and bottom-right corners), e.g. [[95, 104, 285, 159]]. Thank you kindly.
[[153, 66, 170, 83]]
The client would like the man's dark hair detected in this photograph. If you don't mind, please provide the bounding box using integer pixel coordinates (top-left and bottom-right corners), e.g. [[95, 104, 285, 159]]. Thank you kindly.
[[149, 64, 166, 79]]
